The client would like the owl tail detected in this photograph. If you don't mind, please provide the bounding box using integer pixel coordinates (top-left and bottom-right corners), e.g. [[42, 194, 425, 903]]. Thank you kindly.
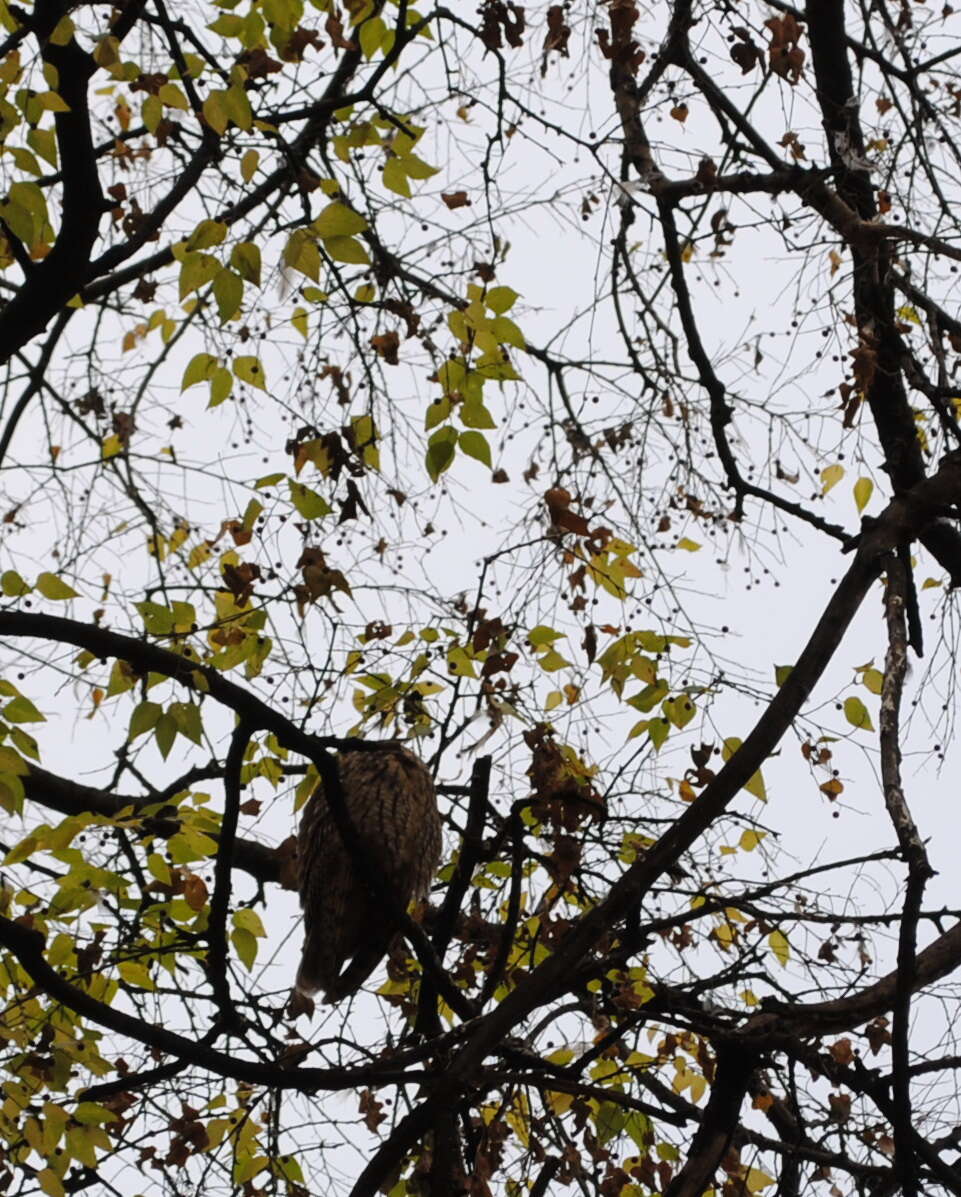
[[295, 928, 334, 998]]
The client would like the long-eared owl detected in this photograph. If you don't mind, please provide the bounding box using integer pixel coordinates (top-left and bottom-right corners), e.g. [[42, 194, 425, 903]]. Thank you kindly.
[[296, 745, 441, 1002]]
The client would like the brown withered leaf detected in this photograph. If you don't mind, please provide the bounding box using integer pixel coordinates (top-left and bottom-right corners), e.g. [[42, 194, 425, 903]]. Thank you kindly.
[[359, 1089, 386, 1132], [442, 190, 471, 209], [865, 1016, 892, 1055], [479, 0, 525, 51], [239, 46, 283, 76], [222, 561, 261, 604], [765, 14, 805, 84], [850, 336, 878, 394], [183, 874, 208, 912], [730, 27, 760, 74], [112, 410, 136, 446], [581, 624, 597, 664], [541, 5, 571, 75], [370, 330, 400, 364], [325, 13, 356, 50], [279, 26, 323, 62], [339, 477, 371, 524], [544, 486, 592, 536]]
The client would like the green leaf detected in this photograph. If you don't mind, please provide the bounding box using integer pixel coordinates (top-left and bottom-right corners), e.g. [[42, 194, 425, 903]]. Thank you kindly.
[[288, 480, 331, 519], [359, 14, 386, 58], [1, 569, 31, 596], [37, 1169, 66, 1197], [382, 157, 411, 197], [230, 241, 261, 285], [135, 600, 175, 634], [129, 700, 162, 740], [154, 712, 178, 758], [4, 695, 45, 723], [460, 399, 496, 429], [209, 367, 233, 407], [182, 352, 218, 390], [774, 664, 793, 686], [147, 852, 171, 885], [202, 92, 228, 135], [662, 695, 695, 729], [425, 396, 451, 430], [231, 926, 258, 969], [485, 285, 519, 314], [73, 1102, 117, 1125], [458, 431, 492, 467], [426, 426, 457, 481], [283, 230, 320, 281], [213, 268, 243, 323], [233, 907, 265, 936], [35, 572, 79, 600], [311, 202, 368, 238], [10, 726, 39, 759], [233, 356, 267, 391], [647, 717, 670, 750], [323, 235, 370, 265], [169, 701, 203, 745], [185, 220, 228, 250], [843, 695, 874, 731], [118, 960, 155, 989]]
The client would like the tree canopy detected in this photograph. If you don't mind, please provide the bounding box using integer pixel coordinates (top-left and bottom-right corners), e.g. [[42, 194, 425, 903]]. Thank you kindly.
[[3, 0, 961, 1193]]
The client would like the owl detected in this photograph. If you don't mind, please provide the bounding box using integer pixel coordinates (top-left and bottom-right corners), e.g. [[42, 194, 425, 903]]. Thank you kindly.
[[296, 744, 441, 1002]]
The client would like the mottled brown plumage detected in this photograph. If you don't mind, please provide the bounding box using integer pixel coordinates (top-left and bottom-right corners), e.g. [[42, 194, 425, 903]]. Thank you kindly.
[[296, 745, 441, 1002]]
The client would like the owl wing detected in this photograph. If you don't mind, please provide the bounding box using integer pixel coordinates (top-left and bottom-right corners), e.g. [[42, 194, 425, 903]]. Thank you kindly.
[[296, 747, 442, 1001]]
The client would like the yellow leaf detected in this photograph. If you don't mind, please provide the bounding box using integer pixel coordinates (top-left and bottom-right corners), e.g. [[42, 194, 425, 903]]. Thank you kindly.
[[744, 767, 766, 802], [676, 537, 700, 551], [768, 929, 790, 966], [862, 667, 883, 695], [291, 307, 308, 339], [240, 148, 259, 182], [896, 304, 921, 326], [745, 1167, 776, 1193], [853, 476, 873, 513], [820, 463, 845, 494]]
